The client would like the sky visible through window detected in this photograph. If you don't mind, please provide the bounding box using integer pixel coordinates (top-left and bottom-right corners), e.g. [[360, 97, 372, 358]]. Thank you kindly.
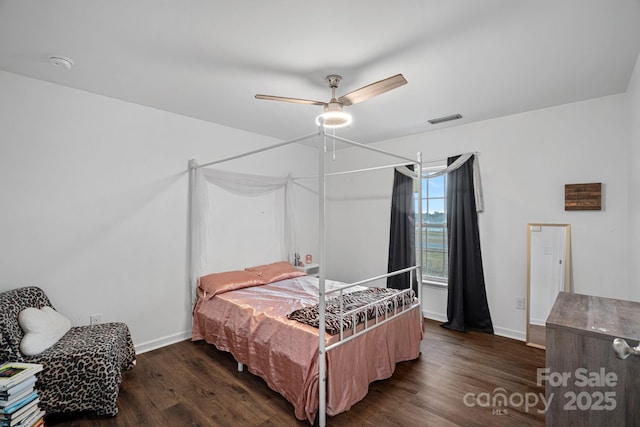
[[417, 172, 447, 281], [424, 174, 446, 222]]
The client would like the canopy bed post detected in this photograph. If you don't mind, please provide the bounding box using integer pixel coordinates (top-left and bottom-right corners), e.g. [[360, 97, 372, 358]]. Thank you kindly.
[[188, 159, 197, 303], [318, 128, 328, 427], [416, 151, 423, 308]]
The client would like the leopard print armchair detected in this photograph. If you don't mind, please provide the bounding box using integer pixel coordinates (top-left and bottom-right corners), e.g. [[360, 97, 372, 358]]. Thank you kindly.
[[0, 286, 136, 416]]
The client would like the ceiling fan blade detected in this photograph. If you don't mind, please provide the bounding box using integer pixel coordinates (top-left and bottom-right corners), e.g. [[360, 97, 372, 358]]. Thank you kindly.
[[338, 74, 407, 106], [255, 94, 325, 106]]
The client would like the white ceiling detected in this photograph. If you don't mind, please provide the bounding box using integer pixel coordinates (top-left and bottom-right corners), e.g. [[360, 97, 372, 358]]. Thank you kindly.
[[1, 1, 639, 143]]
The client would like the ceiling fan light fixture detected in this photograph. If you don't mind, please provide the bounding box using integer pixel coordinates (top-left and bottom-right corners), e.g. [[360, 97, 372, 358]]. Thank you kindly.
[[316, 110, 352, 128], [316, 100, 352, 128]]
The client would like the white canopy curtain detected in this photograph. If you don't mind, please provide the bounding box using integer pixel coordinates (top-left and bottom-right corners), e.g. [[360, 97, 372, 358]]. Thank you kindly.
[[190, 164, 297, 293]]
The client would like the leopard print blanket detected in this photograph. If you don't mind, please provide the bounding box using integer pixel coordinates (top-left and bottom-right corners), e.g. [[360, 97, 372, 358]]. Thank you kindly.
[[287, 287, 415, 335]]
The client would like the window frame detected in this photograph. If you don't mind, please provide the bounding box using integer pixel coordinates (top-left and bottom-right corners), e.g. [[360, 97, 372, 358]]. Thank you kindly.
[[417, 166, 448, 287]]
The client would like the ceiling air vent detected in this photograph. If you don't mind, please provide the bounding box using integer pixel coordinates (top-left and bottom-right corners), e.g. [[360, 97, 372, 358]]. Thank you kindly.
[[428, 113, 463, 125]]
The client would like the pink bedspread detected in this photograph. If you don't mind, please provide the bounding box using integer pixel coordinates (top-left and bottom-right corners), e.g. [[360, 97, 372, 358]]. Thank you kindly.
[[192, 276, 423, 423]]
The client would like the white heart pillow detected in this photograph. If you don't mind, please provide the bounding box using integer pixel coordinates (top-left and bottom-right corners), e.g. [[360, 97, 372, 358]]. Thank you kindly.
[[18, 306, 71, 356]]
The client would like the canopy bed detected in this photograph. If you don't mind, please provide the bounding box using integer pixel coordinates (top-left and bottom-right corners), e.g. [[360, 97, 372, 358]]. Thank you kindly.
[[188, 129, 424, 426]]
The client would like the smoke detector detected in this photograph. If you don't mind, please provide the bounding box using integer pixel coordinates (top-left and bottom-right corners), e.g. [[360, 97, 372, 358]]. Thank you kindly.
[[49, 56, 74, 70]]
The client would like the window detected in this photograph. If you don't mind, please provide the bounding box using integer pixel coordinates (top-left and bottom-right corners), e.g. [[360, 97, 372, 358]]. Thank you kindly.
[[417, 170, 448, 284]]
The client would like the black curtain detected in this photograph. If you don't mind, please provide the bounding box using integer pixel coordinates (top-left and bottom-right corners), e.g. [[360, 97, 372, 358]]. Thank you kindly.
[[441, 155, 494, 333], [387, 166, 417, 293]]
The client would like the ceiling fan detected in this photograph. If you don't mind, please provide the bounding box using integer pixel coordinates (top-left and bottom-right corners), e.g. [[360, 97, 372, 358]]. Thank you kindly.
[[255, 73, 407, 128]]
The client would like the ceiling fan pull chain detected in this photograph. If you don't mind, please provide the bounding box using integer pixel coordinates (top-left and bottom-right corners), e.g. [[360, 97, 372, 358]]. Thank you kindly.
[[332, 129, 336, 161]]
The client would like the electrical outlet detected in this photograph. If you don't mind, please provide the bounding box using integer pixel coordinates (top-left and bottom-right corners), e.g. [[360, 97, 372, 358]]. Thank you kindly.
[[90, 314, 102, 325], [515, 297, 525, 310]]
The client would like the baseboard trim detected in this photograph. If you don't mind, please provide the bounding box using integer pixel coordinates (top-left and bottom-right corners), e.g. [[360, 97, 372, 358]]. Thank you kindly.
[[530, 317, 545, 327], [135, 330, 191, 354], [422, 309, 447, 322], [422, 311, 525, 342], [493, 326, 525, 342]]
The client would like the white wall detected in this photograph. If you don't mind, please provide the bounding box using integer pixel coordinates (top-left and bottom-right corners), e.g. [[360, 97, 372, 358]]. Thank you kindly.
[[327, 92, 631, 340], [0, 71, 318, 353], [628, 52, 640, 302]]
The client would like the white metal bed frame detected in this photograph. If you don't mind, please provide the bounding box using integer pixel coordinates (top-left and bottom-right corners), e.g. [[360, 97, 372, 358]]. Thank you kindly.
[[188, 127, 423, 426]]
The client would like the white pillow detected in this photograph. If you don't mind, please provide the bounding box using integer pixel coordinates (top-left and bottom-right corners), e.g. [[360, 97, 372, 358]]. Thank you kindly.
[[19, 306, 71, 356]]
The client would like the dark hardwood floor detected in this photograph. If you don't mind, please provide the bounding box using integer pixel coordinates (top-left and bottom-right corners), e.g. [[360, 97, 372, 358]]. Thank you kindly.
[[46, 319, 546, 426]]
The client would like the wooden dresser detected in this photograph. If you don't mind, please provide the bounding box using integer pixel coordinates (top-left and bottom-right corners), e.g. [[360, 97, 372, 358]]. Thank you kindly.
[[545, 292, 640, 426]]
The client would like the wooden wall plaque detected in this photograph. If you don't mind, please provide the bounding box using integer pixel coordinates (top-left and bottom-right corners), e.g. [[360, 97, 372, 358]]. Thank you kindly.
[[564, 183, 601, 211]]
